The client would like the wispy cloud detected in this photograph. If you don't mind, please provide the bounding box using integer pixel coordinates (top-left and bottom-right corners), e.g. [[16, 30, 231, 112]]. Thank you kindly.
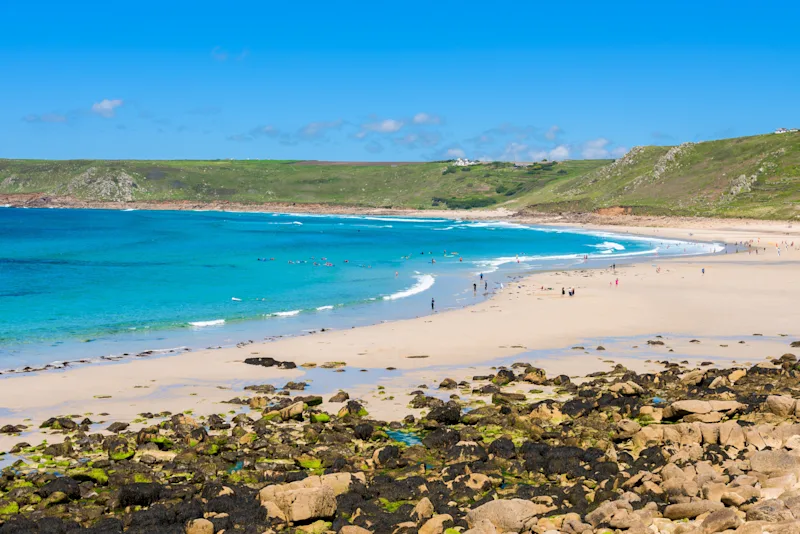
[[363, 119, 404, 133], [211, 46, 248, 62], [611, 146, 629, 158], [393, 132, 441, 149], [581, 138, 611, 158], [91, 99, 123, 118], [364, 141, 384, 154], [412, 112, 441, 125], [211, 46, 229, 61], [544, 125, 562, 141], [227, 125, 280, 142], [299, 119, 344, 139], [445, 148, 466, 158], [22, 113, 67, 124]]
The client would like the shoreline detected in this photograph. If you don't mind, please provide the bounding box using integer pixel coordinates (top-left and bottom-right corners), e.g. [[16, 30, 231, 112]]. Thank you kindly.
[[0, 214, 798, 452], [0, 210, 715, 376], [2, 193, 798, 231]]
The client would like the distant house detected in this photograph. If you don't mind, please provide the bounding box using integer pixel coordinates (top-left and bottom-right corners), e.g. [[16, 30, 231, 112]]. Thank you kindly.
[[775, 128, 790, 134], [453, 158, 479, 167]]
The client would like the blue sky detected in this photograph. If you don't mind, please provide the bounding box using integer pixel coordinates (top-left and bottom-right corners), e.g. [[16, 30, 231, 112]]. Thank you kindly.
[[2, 0, 799, 161]]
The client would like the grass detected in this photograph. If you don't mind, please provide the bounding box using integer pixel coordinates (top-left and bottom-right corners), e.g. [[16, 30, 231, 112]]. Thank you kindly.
[[0, 158, 606, 210], [515, 132, 800, 219], [2, 131, 799, 219]]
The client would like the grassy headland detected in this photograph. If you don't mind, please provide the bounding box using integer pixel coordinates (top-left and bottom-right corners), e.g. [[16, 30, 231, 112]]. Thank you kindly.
[[1, 132, 798, 218]]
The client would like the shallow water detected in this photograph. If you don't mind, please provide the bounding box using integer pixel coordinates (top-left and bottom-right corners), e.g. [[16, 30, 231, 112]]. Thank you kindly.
[[0, 208, 718, 369]]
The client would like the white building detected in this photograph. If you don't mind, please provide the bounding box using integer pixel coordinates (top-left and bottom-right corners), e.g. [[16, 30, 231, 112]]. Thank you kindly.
[[775, 128, 789, 134], [453, 157, 479, 166]]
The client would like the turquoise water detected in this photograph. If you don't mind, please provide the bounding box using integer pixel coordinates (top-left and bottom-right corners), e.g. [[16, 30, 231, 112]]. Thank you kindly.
[[0, 208, 718, 369]]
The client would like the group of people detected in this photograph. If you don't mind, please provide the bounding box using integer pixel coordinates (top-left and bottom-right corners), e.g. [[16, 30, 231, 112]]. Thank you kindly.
[[562, 287, 576, 297]]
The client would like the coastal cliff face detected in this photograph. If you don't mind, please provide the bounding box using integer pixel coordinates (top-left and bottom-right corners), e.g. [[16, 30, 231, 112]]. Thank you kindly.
[[4, 354, 800, 532], [2, 131, 799, 219]]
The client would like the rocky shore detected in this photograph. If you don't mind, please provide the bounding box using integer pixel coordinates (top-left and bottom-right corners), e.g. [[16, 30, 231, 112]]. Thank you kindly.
[[2, 342, 800, 533]]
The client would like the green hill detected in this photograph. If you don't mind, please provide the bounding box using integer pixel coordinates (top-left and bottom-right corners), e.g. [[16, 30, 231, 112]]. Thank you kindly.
[[1, 132, 798, 219], [515, 132, 800, 219], [0, 158, 606, 210]]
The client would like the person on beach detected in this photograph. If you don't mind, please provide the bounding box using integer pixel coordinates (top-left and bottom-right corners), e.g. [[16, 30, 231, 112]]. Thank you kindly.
[[702, 268, 705, 275], [473, 283, 477, 293], [431, 298, 435, 311], [616, 278, 619, 286], [484, 281, 488, 291], [562, 287, 565, 296], [480, 273, 483, 280]]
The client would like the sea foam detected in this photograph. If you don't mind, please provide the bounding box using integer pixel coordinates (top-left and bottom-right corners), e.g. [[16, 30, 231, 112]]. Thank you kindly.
[[383, 274, 435, 300]]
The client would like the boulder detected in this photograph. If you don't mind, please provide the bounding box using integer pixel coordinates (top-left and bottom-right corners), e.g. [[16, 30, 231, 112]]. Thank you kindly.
[[260, 484, 336, 523], [663, 500, 724, 519], [185, 518, 214, 534], [701, 508, 742, 533], [750, 450, 800, 475], [419, 514, 453, 534], [412, 497, 435, 522], [465, 499, 543, 531], [745, 499, 794, 522], [767, 395, 797, 417]]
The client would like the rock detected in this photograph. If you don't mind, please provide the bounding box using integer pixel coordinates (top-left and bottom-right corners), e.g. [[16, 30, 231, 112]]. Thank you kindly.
[[419, 514, 453, 534], [339, 527, 373, 534], [666, 400, 713, 418], [585, 501, 618, 527], [447, 441, 488, 463], [244, 357, 296, 369], [329, 391, 350, 403], [767, 395, 797, 416], [283, 381, 307, 390], [663, 500, 724, 519], [412, 497, 435, 522], [745, 499, 794, 522], [463, 519, 498, 534], [426, 403, 461, 425], [610, 381, 644, 395], [751, 450, 800, 475], [701, 508, 742, 533], [260, 484, 337, 523], [106, 421, 129, 433], [439, 378, 458, 389], [186, 518, 214, 534], [491, 392, 526, 405], [279, 401, 304, 421], [617, 419, 641, 438], [728, 369, 747, 383], [465, 499, 544, 531]]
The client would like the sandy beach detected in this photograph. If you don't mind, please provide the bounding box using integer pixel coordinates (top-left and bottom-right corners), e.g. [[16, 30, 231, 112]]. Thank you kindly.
[[1, 217, 799, 451]]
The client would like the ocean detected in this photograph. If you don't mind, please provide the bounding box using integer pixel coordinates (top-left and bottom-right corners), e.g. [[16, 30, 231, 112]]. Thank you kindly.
[[0, 208, 718, 369]]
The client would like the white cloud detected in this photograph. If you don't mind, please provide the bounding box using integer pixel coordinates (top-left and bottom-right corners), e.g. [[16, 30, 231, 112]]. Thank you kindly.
[[413, 112, 441, 125], [501, 142, 528, 161], [581, 137, 611, 158], [545, 125, 562, 141], [445, 148, 466, 158], [91, 99, 123, 118], [549, 145, 570, 160], [611, 146, 629, 158], [528, 150, 548, 161], [363, 119, 404, 133], [299, 119, 344, 138]]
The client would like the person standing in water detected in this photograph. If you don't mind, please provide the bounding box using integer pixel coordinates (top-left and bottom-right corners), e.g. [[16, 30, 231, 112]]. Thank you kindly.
[[431, 298, 435, 311], [473, 283, 477, 293]]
